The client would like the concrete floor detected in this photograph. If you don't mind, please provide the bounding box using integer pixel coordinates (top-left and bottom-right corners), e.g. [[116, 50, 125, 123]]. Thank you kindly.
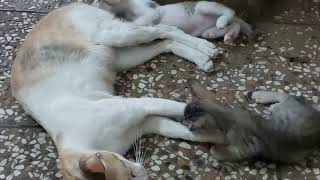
[[0, 0, 320, 179]]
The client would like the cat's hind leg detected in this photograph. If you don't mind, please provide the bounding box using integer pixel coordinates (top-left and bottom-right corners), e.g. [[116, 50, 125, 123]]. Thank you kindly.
[[194, 1, 235, 29], [142, 116, 225, 143], [250, 91, 290, 104]]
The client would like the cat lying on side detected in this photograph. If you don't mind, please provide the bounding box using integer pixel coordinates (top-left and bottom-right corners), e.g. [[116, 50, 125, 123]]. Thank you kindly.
[[183, 80, 320, 163], [93, 0, 254, 44], [11, 2, 218, 180]]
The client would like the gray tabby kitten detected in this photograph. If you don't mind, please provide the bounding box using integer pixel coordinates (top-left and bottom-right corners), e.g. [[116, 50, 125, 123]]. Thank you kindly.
[[184, 80, 320, 163]]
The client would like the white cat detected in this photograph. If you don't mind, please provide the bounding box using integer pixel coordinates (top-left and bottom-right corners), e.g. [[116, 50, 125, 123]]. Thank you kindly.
[[11, 2, 218, 180], [94, 0, 254, 44]]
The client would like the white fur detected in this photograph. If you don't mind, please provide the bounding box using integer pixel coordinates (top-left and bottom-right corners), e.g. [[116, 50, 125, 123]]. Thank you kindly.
[[130, 0, 253, 44], [15, 3, 219, 179]]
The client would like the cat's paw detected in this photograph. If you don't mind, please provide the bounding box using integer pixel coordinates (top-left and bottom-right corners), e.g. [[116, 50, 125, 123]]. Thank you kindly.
[[196, 55, 214, 72], [216, 16, 229, 29], [194, 39, 219, 58]]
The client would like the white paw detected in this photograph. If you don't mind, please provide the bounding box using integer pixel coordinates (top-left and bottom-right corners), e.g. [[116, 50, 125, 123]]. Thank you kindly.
[[194, 38, 219, 58], [196, 55, 214, 72], [216, 17, 228, 29]]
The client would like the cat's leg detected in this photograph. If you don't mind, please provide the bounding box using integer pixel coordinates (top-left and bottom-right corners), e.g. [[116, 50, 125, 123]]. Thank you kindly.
[[201, 22, 240, 44], [94, 97, 186, 128], [194, 1, 235, 29], [251, 91, 290, 104], [96, 23, 218, 71], [142, 116, 226, 143], [201, 27, 227, 39], [114, 40, 214, 72], [97, 22, 218, 57]]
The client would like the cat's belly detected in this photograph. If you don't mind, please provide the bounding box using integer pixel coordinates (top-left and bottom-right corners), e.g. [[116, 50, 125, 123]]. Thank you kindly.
[[161, 13, 217, 37]]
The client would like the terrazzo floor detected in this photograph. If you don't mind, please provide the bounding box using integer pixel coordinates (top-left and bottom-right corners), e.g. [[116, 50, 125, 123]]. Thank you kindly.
[[0, 0, 320, 179]]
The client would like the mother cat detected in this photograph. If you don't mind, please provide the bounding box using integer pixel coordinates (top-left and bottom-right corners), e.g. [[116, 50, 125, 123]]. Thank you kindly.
[[10, 2, 219, 180]]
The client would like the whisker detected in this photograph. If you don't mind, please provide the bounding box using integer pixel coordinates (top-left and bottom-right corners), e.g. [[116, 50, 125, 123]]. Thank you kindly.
[[143, 158, 152, 168], [133, 129, 143, 164]]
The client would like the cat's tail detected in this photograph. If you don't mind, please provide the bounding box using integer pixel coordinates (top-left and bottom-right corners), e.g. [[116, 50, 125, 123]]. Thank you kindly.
[[234, 17, 255, 39]]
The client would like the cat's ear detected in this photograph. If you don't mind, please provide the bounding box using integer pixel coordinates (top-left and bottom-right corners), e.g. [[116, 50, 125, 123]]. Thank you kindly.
[[188, 79, 215, 102], [79, 153, 106, 175]]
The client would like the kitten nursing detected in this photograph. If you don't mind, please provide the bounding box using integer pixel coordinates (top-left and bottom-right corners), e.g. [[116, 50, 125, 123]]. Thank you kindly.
[[184, 80, 320, 163], [11, 1, 220, 180], [94, 0, 254, 44]]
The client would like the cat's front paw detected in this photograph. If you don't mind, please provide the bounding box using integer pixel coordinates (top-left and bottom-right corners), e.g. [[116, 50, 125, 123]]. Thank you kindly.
[[199, 42, 219, 61], [197, 58, 214, 72], [216, 16, 229, 29]]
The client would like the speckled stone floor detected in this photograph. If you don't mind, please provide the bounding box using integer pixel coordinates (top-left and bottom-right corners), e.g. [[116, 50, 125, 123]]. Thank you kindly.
[[0, 0, 320, 179]]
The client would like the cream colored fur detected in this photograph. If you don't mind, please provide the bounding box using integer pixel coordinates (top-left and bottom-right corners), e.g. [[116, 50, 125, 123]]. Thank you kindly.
[[11, 2, 218, 180]]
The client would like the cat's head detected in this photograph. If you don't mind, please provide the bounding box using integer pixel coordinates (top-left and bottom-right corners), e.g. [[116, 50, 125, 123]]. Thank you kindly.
[[59, 149, 148, 180], [183, 79, 221, 134]]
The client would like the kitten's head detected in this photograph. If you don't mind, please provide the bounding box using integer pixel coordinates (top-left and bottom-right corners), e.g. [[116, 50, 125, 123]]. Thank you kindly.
[[183, 80, 221, 133], [59, 149, 148, 180]]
